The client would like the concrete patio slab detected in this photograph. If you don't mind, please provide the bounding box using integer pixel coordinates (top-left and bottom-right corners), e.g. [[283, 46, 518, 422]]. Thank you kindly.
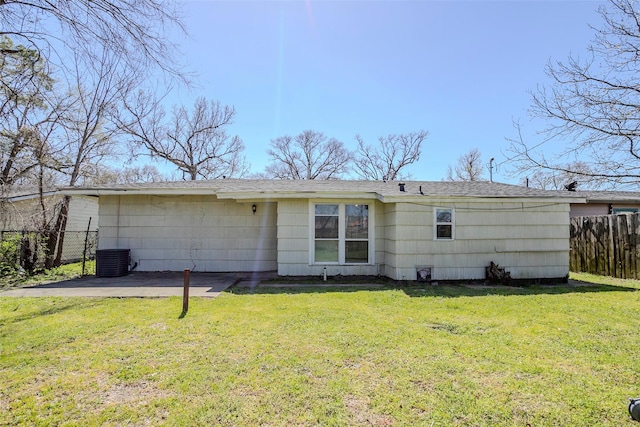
[[0, 271, 277, 298]]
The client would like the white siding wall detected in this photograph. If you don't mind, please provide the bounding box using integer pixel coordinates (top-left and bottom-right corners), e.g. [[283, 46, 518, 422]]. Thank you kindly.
[[387, 200, 570, 281], [1, 195, 97, 231], [67, 196, 99, 231], [382, 202, 432, 280], [98, 195, 277, 272], [97, 194, 570, 280], [276, 200, 309, 276], [59, 196, 99, 262]]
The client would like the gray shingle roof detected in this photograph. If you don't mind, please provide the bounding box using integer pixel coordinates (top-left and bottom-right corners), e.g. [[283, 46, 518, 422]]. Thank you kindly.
[[59, 179, 584, 200]]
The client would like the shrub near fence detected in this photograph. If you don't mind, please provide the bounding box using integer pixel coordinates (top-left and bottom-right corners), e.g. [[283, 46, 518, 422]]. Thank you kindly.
[[0, 230, 98, 274], [570, 213, 640, 279]]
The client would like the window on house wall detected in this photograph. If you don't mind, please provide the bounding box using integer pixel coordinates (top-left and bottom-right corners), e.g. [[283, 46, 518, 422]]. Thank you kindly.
[[435, 208, 454, 240], [314, 204, 339, 262], [345, 204, 369, 263], [314, 203, 370, 264], [613, 207, 638, 214]]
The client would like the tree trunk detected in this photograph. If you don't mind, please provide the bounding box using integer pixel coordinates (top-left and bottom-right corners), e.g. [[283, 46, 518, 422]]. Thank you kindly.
[[44, 196, 70, 269]]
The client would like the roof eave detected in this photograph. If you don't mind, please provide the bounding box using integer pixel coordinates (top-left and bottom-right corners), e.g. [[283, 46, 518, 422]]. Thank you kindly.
[[381, 195, 585, 203], [58, 187, 221, 196], [216, 191, 384, 201]]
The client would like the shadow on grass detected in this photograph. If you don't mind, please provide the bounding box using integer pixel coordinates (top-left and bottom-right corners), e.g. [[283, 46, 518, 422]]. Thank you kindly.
[[1, 299, 100, 326], [227, 279, 638, 298]]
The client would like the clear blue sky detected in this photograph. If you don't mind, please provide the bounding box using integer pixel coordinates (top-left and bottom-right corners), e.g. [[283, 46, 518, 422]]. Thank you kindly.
[[167, 0, 605, 183]]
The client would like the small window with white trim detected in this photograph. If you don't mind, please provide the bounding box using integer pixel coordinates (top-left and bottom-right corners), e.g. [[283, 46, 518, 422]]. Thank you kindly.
[[435, 208, 454, 240]]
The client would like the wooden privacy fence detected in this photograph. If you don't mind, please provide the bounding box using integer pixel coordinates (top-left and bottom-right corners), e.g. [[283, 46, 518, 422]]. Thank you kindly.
[[570, 213, 640, 279]]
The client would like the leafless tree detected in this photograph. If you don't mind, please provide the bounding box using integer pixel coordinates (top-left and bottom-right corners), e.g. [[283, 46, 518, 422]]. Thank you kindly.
[[54, 50, 144, 185], [88, 164, 167, 185], [1, 38, 150, 266], [353, 131, 428, 180], [0, 37, 57, 190], [123, 96, 248, 180], [446, 148, 485, 181], [509, 0, 640, 188], [0, 0, 186, 78], [265, 130, 352, 179], [39, 50, 148, 266], [1, 0, 187, 270]]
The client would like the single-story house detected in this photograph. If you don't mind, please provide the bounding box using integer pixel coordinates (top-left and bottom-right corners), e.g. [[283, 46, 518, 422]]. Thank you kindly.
[[1, 190, 98, 232], [60, 179, 585, 282], [570, 190, 640, 218]]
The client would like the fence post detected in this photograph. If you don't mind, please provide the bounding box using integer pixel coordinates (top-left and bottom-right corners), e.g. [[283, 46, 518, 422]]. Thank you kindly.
[[82, 217, 92, 276], [182, 269, 190, 315]]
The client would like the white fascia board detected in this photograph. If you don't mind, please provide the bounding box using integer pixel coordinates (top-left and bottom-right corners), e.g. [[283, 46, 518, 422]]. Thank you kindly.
[[215, 191, 383, 201], [379, 195, 586, 204], [58, 188, 384, 201], [58, 187, 220, 197]]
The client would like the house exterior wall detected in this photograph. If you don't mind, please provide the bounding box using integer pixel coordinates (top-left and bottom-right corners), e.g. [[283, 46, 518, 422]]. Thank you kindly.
[[59, 196, 99, 262], [1, 195, 98, 231], [570, 202, 640, 217], [66, 196, 99, 231], [384, 199, 570, 281], [382, 202, 431, 281], [275, 197, 569, 280], [96, 193, 570, 280], [98, 195, 277, 272], [1, 198, 46, 230], [570, 203, 608, 218]]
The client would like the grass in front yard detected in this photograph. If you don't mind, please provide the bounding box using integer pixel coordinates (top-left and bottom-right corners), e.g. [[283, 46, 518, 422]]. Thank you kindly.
[[1, 278, 640, 426]]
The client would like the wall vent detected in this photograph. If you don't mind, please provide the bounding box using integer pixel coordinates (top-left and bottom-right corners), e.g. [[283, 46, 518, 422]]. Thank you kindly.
[[417, 266, 432, 282]]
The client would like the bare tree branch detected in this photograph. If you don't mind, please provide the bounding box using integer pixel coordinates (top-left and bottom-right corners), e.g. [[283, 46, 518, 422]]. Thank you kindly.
[[0, 0, 187, 79], [265, 130, 352, 180], [446, 148, 485, 181], [353, 131, 428, 180], [122, 96, 248, 180], [510, 0, 640, 188]]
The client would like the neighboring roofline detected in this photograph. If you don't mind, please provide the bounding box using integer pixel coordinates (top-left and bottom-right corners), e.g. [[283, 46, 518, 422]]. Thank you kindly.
[[581, 199, 640, 204], [568, 191, 640, 205], [2, 191, 59, 202]]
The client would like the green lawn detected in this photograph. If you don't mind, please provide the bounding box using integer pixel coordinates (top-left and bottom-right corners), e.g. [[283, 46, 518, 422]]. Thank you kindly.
[[1, 273, 640, 426]]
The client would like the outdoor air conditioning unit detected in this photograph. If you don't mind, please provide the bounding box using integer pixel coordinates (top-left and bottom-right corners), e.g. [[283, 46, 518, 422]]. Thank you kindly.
[[96, 249, 130, 277]]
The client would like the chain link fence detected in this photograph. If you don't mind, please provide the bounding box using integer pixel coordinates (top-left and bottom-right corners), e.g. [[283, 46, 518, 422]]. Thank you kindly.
[[0, 230, 98, 275]]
